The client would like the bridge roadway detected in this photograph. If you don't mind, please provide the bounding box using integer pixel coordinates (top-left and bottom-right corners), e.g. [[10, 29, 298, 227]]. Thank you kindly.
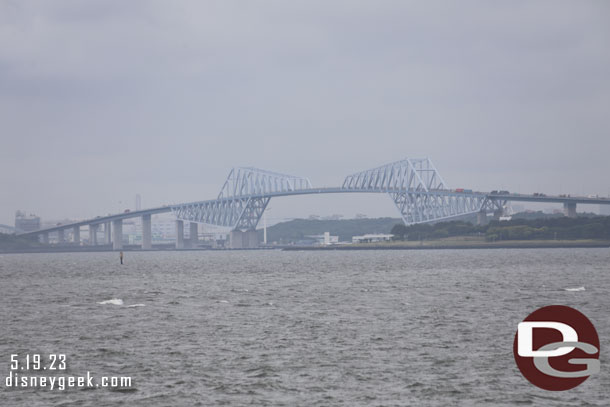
[[16, 188, 610, 249]]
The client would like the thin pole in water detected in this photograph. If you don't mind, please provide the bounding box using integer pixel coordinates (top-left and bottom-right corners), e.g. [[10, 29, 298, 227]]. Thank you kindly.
[[263, 211, 267, 245]]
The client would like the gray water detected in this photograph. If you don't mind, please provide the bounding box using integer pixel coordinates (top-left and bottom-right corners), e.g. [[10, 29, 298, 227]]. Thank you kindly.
[[0, 248, 608, 406]]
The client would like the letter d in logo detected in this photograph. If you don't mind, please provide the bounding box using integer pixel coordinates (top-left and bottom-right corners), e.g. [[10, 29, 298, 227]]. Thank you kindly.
[[518, 322, 577, 357]]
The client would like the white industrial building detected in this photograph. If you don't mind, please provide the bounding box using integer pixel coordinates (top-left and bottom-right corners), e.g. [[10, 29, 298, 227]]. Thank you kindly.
[[352, 234, 394, 243], [306, 232, 339, 245]]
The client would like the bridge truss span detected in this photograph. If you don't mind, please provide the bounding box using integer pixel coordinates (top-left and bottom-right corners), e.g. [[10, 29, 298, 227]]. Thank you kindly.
[[218, 167, 312, 199], [170, 158, 501, 230], [170, 196, 271, 230], [342, 158, 447, 192], [390, 191, 495, 224], [341, 158, 493, 224], [172, 167, 312, 230]]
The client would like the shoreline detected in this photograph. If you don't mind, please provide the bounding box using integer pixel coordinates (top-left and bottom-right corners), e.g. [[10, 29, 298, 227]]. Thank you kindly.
[[1, 240, 609, 254], [282, 240, 610, 251]]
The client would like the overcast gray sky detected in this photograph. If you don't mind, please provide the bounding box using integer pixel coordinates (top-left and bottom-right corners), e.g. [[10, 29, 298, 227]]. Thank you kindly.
[[1, 0, 609, 225]]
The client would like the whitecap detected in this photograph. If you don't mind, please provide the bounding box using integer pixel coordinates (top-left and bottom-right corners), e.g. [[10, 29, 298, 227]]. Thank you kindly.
[[98, 298, 124, 305], [564, 286, 585, 292], [127, 303, 145, 308]]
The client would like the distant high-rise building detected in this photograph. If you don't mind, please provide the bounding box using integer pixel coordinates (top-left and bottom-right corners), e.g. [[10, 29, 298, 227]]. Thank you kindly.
[[135, 194, 142, 211], [600, 205, 610, 216], [14, 210, 40, 233]]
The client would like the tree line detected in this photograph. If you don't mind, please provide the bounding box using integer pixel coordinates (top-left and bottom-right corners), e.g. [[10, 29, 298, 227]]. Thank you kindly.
[[390, 216, 610, 241]]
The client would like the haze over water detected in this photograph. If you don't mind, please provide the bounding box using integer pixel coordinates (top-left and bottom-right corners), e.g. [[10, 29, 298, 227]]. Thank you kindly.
[[0, 248, 608, 406]]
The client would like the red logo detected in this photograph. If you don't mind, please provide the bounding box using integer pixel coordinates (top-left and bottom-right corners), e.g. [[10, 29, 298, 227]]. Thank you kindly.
[[513, 305, 600, 390]]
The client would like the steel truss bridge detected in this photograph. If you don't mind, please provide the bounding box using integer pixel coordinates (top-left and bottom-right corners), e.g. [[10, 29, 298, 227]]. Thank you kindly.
[[17, 157, 610, 249], [172, 158, 501, 229]]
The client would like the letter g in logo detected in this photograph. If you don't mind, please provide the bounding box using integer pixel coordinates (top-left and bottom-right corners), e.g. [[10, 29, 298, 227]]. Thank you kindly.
[[513, 305, 600, 391]]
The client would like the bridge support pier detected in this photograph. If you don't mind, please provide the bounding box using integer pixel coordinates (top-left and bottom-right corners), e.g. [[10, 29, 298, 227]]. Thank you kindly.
[[229, 229, 259, 249], [189, 222, 198, 248], [57, 229, 65, 244], [142, 214, 152, 250], [477, 211, 487, 226], [73, 226, 80, 245], [563, 202, 577, 218], [175, 220, 184, 249], [229, 230, 243, 249], [41, 232, 49, 244], [112, 219, 123, 250], [493, 208, 504, 220], [105, 222, 111, 245], [246, 230, 259, 248], [89, 224, 98, 245]]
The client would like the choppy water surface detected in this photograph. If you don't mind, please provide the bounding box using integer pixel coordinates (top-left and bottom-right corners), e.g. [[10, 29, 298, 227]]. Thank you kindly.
[[0, 249, 608, 406]]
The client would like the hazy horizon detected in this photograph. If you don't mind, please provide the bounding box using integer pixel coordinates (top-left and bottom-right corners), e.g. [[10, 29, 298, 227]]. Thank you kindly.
[[2, 1, 609, 226]]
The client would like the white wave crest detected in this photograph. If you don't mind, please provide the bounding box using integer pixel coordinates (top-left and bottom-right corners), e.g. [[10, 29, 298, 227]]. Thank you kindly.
[[564, 286, 585, 292], [98, 298, 124, 305], [127, 304, 145, 308]]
